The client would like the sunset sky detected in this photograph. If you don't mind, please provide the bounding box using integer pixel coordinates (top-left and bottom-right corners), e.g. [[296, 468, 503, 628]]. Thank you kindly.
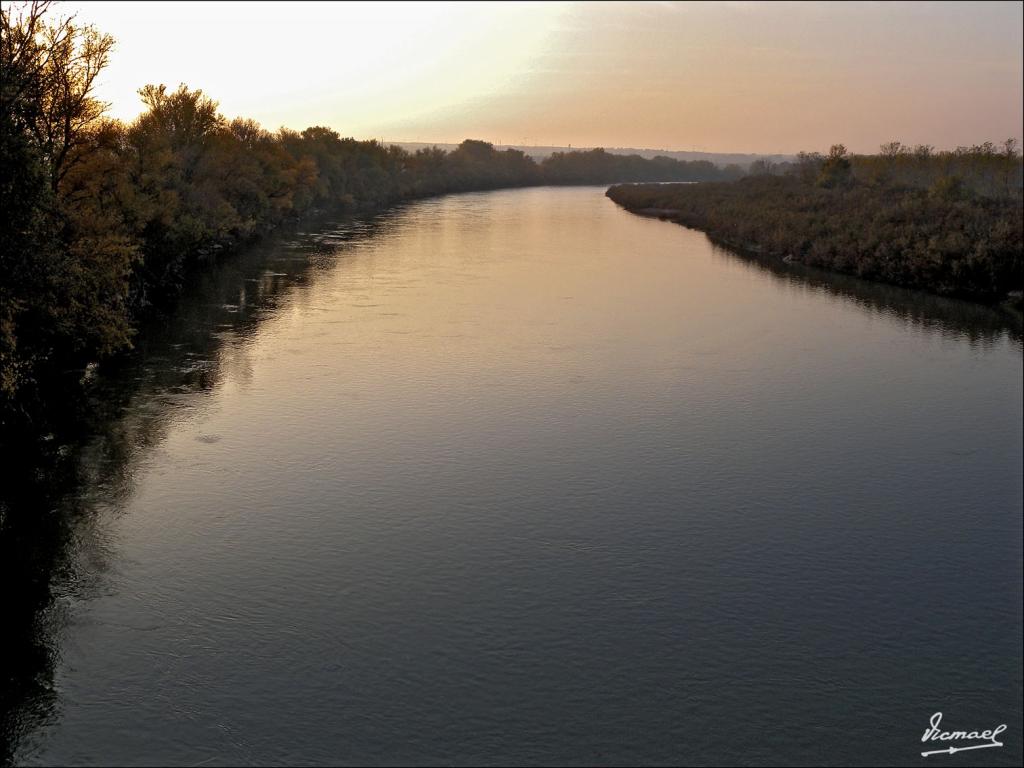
[[59, 0, 1024, 154]]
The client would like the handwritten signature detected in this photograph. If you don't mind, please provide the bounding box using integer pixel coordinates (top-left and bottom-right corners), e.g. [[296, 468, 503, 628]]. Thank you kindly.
[[921, 712, 1006, 757]]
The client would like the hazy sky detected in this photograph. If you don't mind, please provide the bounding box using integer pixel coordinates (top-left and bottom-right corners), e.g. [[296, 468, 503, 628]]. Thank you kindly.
[[59, 0, 1023, 154]]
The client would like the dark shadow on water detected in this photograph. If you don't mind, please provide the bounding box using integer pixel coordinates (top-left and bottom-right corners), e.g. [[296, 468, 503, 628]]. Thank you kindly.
[[0, 210, 394, 765], [704, 236, 1023, 347]]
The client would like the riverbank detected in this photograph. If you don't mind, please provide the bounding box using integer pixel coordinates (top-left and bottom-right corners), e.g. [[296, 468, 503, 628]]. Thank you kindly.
[[606, 177, 1024, 308]]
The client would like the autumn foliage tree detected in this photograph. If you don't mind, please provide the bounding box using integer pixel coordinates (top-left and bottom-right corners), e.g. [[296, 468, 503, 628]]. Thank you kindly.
[[1, 1, 133, 417]]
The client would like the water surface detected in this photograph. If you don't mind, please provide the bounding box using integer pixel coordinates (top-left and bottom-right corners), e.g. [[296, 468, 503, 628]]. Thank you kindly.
[[5, 187, 1022, 766]]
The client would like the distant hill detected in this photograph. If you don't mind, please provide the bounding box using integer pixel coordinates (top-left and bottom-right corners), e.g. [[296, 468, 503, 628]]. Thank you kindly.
[[392, 142, 794, 169]]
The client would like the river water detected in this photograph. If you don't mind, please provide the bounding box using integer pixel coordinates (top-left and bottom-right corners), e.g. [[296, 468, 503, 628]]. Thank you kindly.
[[5, 187, 1022, 765]]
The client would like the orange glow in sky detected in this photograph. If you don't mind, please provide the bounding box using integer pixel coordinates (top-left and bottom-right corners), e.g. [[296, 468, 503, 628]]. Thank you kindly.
[[57, 0, 1024, 153]]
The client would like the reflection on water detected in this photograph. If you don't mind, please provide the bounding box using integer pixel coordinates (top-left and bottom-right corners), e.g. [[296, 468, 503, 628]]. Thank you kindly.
[[706, 240, 1022, 348], [1, 187, 1021, 766], [1, 215, 391, 763]]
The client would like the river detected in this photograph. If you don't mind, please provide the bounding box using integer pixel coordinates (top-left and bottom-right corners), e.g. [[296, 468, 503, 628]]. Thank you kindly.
[[4, 186, 1022, 765]]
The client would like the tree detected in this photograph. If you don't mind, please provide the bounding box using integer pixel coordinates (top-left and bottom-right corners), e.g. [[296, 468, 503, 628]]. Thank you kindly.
[[817, 144, 852, 188], [879, 141, 904, 158], [1002, 138, 1020, 197], [1, 1, 131, 413], [791, 151, 823, 184], [2, 1, 114, 193]]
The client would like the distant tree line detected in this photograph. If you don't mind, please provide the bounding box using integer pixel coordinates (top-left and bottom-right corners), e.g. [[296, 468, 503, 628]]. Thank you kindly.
[[610, 143, 1023, 303], [542, 148, 739, 184], [747, 141, 1023, 198], [0, 2, 741, 427]]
